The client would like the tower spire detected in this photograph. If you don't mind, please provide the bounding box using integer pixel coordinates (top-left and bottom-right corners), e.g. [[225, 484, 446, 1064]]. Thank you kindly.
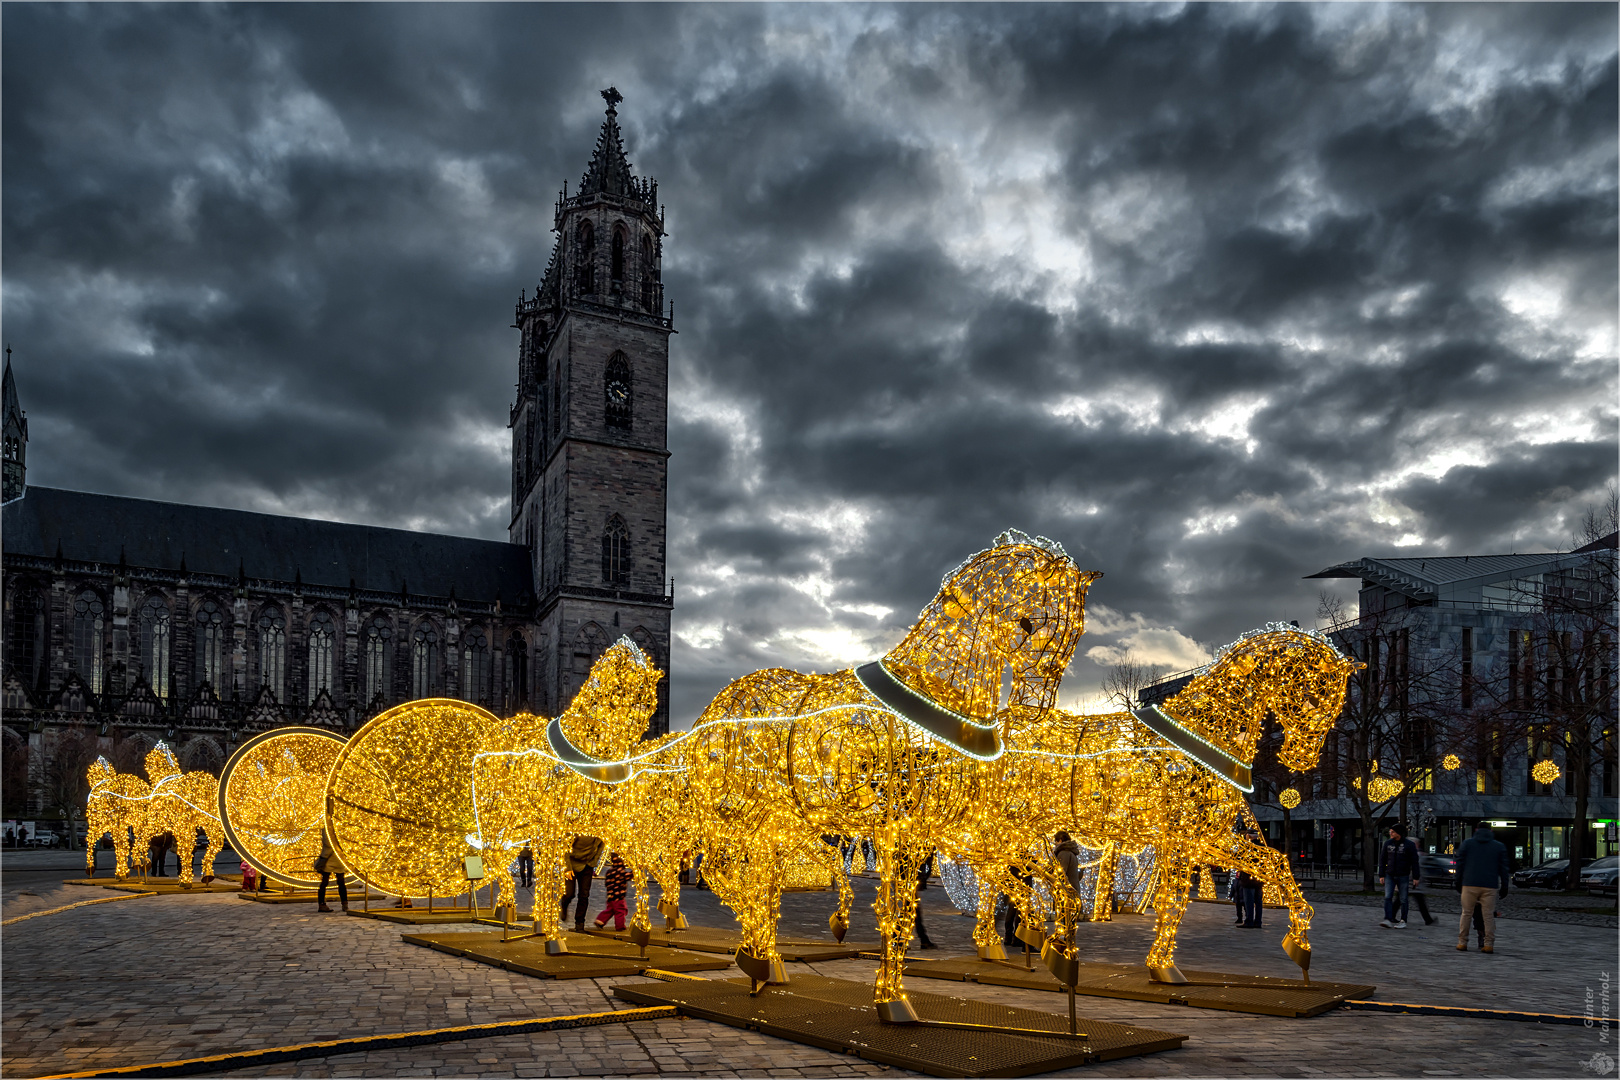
[[579, 86, 638, 199], [2, 346, 27, 503]]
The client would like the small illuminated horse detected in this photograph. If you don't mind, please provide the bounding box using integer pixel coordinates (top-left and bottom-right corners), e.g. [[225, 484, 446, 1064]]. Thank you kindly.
[[138, 743, 226, 884], [86, 757, 151, 877], [996, 624, 1361, 984]]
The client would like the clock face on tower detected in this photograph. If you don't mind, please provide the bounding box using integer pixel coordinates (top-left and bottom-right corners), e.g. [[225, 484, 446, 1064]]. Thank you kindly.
[[607, 374, 629, 404]]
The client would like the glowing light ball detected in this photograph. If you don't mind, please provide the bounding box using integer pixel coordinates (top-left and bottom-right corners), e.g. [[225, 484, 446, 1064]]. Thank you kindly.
[[219, 726, 347, 887], [1442, 754, 1461, 771], [1531, 758, 1561, 785], [326, 698, 500, 899], [1280, 787, 1301, 809]]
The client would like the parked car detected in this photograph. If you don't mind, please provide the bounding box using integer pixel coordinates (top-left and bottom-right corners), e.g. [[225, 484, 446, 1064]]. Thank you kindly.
[[1417, 854, 1458, 887], [1579, 856, 1619, 896], [1513, 858, 1592, 890], [25, 830, 58, 848]]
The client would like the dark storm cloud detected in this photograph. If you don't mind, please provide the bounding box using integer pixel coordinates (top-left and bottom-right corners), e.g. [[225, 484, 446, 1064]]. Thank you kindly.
[[4, 4, 1614, 721]]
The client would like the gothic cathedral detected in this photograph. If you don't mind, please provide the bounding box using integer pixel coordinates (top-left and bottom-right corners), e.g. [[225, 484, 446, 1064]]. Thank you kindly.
[[510, 88, 674, 731]]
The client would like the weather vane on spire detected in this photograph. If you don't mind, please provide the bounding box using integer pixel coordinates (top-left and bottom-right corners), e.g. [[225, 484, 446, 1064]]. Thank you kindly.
[[601, 86, 623, 113]]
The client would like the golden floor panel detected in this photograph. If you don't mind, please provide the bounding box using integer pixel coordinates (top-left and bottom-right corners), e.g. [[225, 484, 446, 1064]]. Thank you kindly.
[[400, 929, 731, 980]]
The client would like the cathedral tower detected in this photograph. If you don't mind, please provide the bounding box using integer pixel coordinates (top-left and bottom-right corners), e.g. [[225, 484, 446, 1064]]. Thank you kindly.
[[510, 88, 673, 733]]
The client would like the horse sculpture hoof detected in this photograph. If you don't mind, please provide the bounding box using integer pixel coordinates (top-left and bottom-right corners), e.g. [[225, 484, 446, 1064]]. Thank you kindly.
[[877, 998, 921, 1024], [544, 937, 569, 955], [735, 947, 788, 990], [1282, 936, 1311, 983], [829, 913, 848, 942], [1148, 964, 1188, 985], [978, 941, 1008, 961]]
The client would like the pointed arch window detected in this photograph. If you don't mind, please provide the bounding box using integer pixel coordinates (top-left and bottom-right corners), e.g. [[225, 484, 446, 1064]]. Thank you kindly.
[[412, 622, 439, 698], [73, 591, 106, 694], [505, 631, 528, 710], [195, 599, 225, 695], [602, 514, 631, 587], [139, 597, 170, 699], [611, 226, 626, 283], [365, 615, 392, 703], [604, 352, 632, 429], [640, 234, 655, 310], [8, 588, 46, 691], [307, 610, 335, 704], [462, 627, 490, 704], [577, 221, 596, 294], [257, 606, 286, 697]]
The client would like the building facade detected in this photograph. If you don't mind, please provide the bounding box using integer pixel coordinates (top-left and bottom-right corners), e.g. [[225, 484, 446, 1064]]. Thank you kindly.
[[1, 91, 673, 820]]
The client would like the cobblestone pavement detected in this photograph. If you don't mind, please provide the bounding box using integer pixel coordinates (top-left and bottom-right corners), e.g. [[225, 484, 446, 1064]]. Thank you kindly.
[[3, 870, 1612, 1078]]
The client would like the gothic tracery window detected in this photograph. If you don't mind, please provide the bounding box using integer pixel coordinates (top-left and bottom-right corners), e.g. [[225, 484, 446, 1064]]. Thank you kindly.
[[505, 631, 528, 710], [640, 234, 655, 311], [604, 352, 632, 429], [602, 514, 630, 587], [365, 614, 392, 704], [258, 606, 286, 697], [8, 587, 46, 690], [577, 221, 595, 294], [195, 599, 225, 695], [412, 622, 438, 698], [611, 226, 626, 283], [73, 590, 106, 694], [462, 627, 490, 704], [139, 597, 170, 699], [307, 610, 335, 705]]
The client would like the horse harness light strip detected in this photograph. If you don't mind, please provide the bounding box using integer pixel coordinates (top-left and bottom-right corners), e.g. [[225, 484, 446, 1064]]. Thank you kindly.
[[854, 660, 1002, 759], [545, 719, 632, 784], [1130, 705, 1252, 793]]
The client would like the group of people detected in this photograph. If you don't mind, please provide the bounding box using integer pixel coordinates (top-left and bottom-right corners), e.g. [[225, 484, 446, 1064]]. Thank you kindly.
[[1378, 820, 1512, 951], [999, 831, 1091, 948]]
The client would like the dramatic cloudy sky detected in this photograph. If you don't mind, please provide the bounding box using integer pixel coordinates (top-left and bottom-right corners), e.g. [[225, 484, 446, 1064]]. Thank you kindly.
[[5, 4, 1616, 722]]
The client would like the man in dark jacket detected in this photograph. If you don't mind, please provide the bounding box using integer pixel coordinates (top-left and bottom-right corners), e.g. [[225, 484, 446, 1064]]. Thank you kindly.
[[560, 834, 604, 932], [1455, 821, 1510, 952], [1378, 824, 1420, 928]]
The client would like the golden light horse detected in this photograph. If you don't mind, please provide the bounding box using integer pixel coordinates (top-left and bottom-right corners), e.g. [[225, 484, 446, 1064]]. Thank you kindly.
[[85, 756, 150, 877], [989, 624, 1360, 985]]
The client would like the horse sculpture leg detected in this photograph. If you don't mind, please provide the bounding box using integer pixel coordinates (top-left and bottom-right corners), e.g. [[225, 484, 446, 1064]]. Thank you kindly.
[[970, 864, 1007, 960], [533, 843, 572, 953], [829, 850, 853, 943], [1144, 845, 1193, 984], [871, 838, 926, 1022], [1089, 842, 1116, 922], [1212, 838, 1314, 983]]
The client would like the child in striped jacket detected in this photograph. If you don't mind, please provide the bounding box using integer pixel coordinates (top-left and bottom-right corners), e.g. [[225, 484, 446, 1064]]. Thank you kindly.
[[594, 852, 631, 931]]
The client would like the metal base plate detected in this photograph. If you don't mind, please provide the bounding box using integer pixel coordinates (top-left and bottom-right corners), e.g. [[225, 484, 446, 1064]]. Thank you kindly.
[[401, 931, 733, 980], [585, 924, 872, 962], [905, 956, 1375, 1018], [349, 908, 478, 925], [67, 878, 241, 894], [614, 974, 1186, 1077]]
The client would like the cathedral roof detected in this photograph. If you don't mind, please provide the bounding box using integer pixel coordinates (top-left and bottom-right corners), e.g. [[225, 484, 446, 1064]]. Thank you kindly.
[[2, 486, 532, 605], [579, 87, 638, 200], [2, 353, 20, 427]]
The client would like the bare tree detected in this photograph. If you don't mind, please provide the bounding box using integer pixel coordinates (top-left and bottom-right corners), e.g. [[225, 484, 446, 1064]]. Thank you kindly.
[[42, 724, 102, 850], [2, 727, 28, 817], [1101, 652, 1167, 710]]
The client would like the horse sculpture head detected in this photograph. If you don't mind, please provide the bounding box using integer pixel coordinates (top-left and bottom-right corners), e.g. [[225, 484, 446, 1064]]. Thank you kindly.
[[555, 636, 663, 760], [1168, 624, 1362, 772], [882, 530, 1100, 723], [145, 742, 182, 785]]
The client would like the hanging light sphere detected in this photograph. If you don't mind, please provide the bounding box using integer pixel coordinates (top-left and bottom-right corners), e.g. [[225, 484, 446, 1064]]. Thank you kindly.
[[1279, 787, 1301, 809], [1531, 758, 1561, 785], [1442, 753, 1461, 771], [219, 726, 347, 887]]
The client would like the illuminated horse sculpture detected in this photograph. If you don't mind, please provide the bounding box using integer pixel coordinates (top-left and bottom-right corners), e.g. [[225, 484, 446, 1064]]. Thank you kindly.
[[991, 625, 1361, 985], [566, 531, 1100, 1016], [138, 743, 227, 884], [88, 743, 225, 883], [86, 757, 152, 877]]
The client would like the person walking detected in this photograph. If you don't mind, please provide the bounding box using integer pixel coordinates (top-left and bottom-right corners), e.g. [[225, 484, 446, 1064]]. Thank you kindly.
[[315, 829, 348, 912], [593, 851, 631, 931], [1378, 824, 1420, 928], [517, 844, 534, 889], [1455, 821, 1510, 952], [560, 833, 604, 931], [1233, 867, 1263, 928], [914, 850, 936, 949], [1231, 867, 1246, 926]]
